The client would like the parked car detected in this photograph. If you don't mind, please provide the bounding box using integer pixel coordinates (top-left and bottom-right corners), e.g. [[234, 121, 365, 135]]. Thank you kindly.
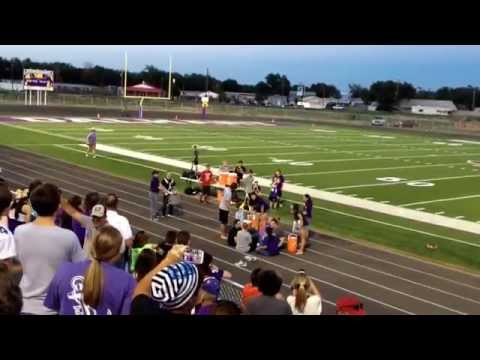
[[371, 117, 386, 127]]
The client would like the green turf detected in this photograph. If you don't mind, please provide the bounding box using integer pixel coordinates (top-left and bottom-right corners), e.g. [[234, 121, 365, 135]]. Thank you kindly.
[[2, 121, 480, 272]]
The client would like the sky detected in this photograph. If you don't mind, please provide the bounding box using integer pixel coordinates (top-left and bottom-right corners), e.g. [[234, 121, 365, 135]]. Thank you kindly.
[[0, 45, 478, 92]]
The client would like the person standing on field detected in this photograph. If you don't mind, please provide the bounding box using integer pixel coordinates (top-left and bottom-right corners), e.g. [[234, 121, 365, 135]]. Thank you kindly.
[[86, 128, 97, 158], [192, 145, 199, 173]]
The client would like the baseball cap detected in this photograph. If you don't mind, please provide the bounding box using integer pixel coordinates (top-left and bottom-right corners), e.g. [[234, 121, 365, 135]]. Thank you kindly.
[[151, 261, 200, 310], [91, 204, 106, 218], [201, 276, 221, 298], [336, 295, 366, 315]]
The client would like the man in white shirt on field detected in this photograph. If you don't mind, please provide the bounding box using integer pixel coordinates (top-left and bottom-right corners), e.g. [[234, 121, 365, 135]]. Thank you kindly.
[[105, 193, 133, 270]]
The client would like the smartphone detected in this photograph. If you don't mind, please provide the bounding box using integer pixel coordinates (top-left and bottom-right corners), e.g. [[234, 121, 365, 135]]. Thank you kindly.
[[183, 249, 205, 264]]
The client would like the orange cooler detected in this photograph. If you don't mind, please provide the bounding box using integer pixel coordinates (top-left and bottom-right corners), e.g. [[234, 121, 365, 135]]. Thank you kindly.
[[287, 234, 298, 254], [227, 173, 238, 186], [218, 172, 229, 186]]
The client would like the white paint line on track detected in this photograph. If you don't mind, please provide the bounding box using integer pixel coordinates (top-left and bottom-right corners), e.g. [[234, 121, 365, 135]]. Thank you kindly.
[[435, 211, 445, 215], [311, 239, 480, 292], [415, 208, 426, 211]]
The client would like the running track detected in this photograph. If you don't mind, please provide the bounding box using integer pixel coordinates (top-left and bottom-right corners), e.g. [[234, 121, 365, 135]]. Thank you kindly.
[[1, 146, 480, 315]]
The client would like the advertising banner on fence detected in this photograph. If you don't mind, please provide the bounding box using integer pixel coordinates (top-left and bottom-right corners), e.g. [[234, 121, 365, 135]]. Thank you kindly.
[[23, 69, 54, 91]]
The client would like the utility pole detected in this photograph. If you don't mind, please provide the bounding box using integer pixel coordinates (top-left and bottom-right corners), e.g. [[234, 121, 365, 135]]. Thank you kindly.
[[10, 59, 14, 91], [205, 68, 209, 93], [473, 87, 476, 111]]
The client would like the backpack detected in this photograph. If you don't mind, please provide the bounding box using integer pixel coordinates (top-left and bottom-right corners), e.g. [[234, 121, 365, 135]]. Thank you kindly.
[[182, 169, 197, 179]]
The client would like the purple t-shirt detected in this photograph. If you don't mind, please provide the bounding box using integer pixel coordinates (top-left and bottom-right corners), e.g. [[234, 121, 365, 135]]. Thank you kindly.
[[44, 260, 136, 315], [277, 175, 285, 192], [87, 132, 96, 145], [71, 219, 86, 247], [196, 303, 217, 315], [304, 198, 313, 219], [261, 234, 280, 256]]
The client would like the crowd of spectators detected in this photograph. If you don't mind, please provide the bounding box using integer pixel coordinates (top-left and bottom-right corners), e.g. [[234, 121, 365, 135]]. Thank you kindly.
[[0, 166, 365, 315]]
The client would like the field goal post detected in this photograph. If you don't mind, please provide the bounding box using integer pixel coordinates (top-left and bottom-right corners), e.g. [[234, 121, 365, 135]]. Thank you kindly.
[[122, 52, 173, 118]]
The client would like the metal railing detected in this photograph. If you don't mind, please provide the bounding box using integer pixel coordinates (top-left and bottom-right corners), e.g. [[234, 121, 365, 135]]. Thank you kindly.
[[219, 278, 244, 305]]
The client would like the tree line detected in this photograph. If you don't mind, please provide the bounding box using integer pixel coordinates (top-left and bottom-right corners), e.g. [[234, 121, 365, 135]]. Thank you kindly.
[[349, 82, 479, 111], [0, 56, 477, 110]]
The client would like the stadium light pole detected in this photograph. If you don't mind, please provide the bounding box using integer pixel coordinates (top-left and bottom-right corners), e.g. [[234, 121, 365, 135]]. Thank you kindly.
[[124, 52, 128, 97], [168, 56, 172, 100]]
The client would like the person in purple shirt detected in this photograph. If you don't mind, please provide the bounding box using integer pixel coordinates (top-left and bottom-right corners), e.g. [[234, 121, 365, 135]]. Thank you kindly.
[[72, 192, 100, 248], [248, 192, 270, 214], [85, 128, 97, 158], [303, 194, 313, 225], [44, 226, 136, 315], [271, 169, 285, 209], [258, 226, 281, 256]]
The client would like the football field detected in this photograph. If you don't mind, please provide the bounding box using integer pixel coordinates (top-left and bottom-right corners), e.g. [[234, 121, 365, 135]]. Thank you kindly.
[[2, 116, 480, 271]]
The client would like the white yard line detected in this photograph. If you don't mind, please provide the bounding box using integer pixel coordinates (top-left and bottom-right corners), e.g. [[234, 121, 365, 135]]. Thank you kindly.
[[242, 152, 480, 166], [285, 162, 466, 177], [401, 194, 480, 207], [323, 174, 480, 191]]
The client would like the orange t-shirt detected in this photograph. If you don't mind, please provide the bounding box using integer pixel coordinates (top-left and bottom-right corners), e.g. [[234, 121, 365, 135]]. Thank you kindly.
[[242, 283, 262, 305]]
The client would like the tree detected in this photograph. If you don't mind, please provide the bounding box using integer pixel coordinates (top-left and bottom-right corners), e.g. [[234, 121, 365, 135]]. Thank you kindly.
[[255, 81, 271, 101], [309, 83, 341, 98], [348, 83, 370, 102], [367, 80, 416, 111], [436, 86, 479, 110], [415, 87, 436, 99], [397, 82, 416, 100], [369, 81, 398, 111], [264, 73, 291, 95], [221, 79, 241, 92]]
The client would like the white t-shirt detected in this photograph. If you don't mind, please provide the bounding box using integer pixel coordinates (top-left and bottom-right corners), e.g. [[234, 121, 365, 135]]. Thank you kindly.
[[287, 294, 323, 315], [219, 187, 232, 211], [0, 222, 16, 261], [106, 210, 132, 254]]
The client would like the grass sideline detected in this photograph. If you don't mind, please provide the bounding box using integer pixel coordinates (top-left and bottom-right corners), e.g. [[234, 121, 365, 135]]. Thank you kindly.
[[2, 120, 480, 272]]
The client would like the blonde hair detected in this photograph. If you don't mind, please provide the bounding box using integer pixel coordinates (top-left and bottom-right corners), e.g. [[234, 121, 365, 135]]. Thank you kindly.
[[291, 273, 310, 313], [83, 226, 122, 308]]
